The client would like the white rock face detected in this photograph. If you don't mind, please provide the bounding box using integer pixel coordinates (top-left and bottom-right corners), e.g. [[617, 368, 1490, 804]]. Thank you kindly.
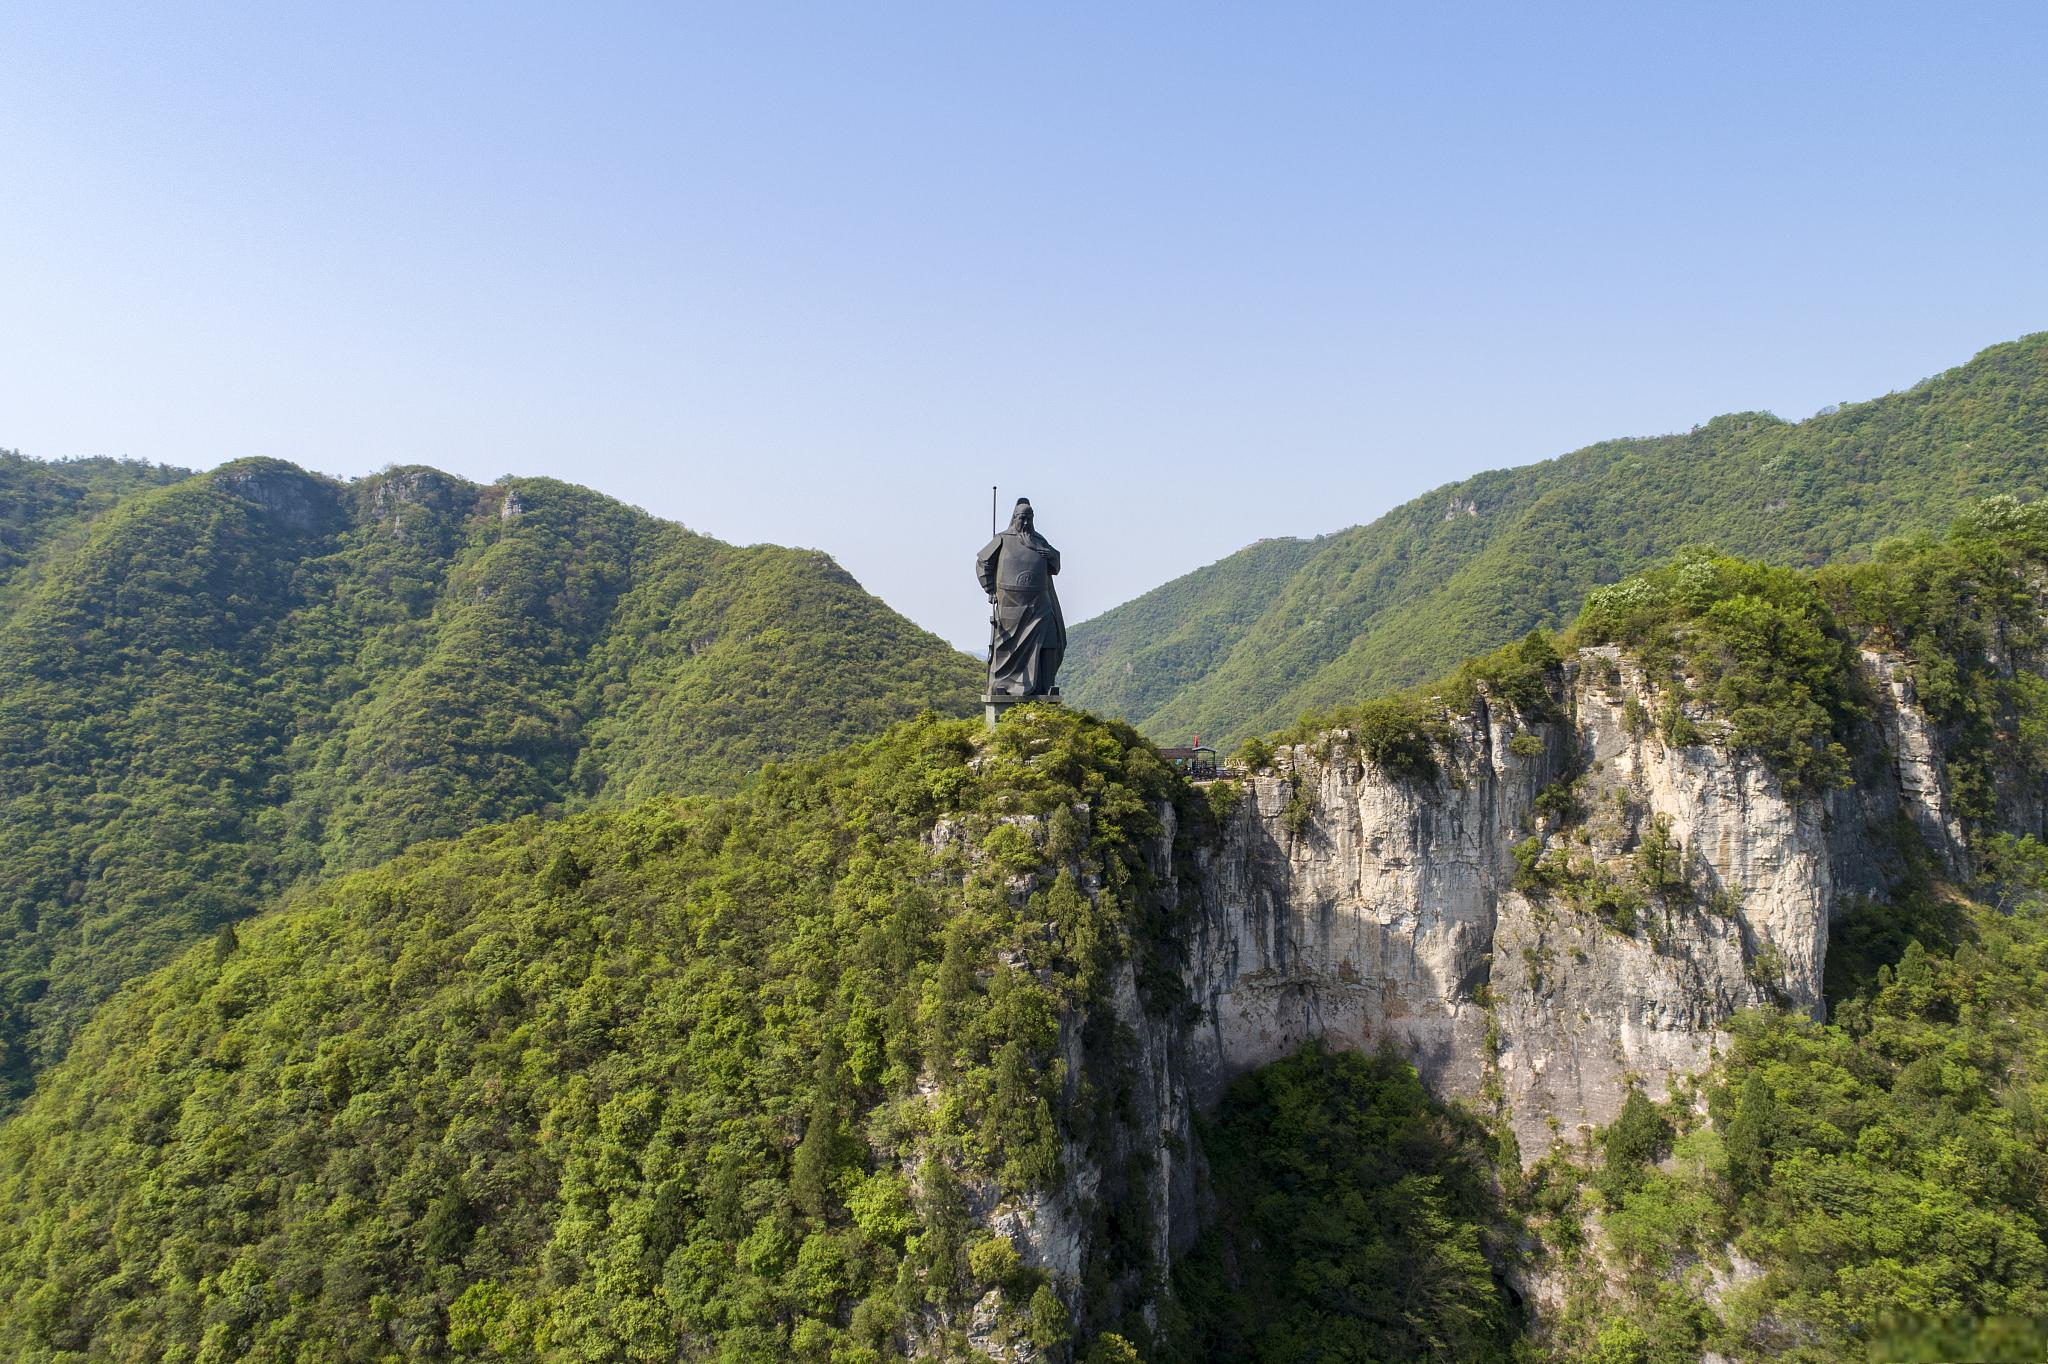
[[972, 639, 2013, 1354], [1172, 644, 1953, 1161], [1861, 645, 1965, 867], [1182, 693, 1544, 1115]]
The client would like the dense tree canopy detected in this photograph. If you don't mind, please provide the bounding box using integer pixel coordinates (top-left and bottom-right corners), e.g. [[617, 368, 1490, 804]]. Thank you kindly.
[[0, 452, 190, 613], [1169, 1045, 1519, 1364], [0, 707, 1194, 1363], [0, 457, 980, 1105]]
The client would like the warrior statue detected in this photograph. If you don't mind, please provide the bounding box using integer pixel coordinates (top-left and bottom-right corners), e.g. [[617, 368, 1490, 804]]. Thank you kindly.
[[976, 498, 1065, 699]]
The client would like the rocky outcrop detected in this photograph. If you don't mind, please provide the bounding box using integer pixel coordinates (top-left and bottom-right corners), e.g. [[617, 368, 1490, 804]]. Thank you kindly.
[[1163, 641, 1990, 1159], [211, 458, 338, 532], [1182, 690, 1544, 1116], [1176, 650, 1741, 1156], [990, 636, 2018, 1348], [1861, 645, 1966, 868], [357, 465, 468, 538]]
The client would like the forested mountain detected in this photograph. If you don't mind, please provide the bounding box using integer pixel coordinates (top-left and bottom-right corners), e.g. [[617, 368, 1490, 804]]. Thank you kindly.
[[6, 505, 2048, 1362], [0, 456, 980, 1103], [0, 707, 1192, 1363], [0, 452, 190, 612], [1059, 534, 1320, 726], [1064, 332, 2048, 749]]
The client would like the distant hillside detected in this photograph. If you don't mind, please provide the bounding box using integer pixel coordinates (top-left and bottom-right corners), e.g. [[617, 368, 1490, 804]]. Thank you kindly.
[[0, 452, 190, 614], [1060, 534, 1319, 726], [0, 457, 981, 1100], [1063, 332, 2048, 748]]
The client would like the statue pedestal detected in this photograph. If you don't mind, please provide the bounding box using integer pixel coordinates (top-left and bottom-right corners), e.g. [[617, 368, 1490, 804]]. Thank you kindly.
[[983, 689, 1060, 728]]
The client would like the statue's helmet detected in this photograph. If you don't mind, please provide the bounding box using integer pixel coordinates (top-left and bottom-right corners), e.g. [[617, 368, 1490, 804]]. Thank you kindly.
[[1010, 498, 1034, 530]]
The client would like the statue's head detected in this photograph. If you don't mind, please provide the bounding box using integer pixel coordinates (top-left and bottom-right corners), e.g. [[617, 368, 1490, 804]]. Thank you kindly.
[[1010, 498, 1035, 533]]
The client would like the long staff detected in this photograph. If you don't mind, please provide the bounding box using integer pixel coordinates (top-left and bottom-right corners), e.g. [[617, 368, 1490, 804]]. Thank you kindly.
[[986, 486, 999, 687]]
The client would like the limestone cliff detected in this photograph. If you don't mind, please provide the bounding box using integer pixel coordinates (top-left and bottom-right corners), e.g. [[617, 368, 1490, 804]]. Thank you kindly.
[[1178, 640, 1968, 1158], [992, 634, 2006, 1349]]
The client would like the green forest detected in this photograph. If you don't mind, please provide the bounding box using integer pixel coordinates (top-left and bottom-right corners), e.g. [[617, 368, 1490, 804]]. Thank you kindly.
[[1065, 331, 2048, 751], [9, 347, 2048, 1363], [0, 456, 979, 1107], [1168, 1046, 1521, 1363], [1516, 856, 2048, 1364], [0, 706, 1195, 1362], [0, 451, 192, 611], [5, 500, 2048, 1360]]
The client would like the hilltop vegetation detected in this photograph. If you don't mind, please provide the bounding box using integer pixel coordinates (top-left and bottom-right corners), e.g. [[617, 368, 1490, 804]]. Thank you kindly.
[[0, 457, 980, 1103], [1250, 496, 2048, 849], [1066, 332, 2048, 749], [0, 708, 1191, 1363], [1569, 495, 2048, 825]]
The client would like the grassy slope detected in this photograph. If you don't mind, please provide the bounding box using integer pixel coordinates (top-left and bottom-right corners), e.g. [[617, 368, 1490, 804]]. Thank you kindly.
[[0, 457, 981, 1097], [1064, 332, 2048, 750]]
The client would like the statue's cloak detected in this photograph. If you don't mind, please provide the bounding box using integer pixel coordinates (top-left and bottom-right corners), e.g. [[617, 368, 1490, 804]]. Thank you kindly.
[[976, 527, 1065, 696]]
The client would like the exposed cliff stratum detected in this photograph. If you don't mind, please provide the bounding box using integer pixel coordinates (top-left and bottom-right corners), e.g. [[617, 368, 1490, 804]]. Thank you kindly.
[[1181, 640, 1930, 1160]]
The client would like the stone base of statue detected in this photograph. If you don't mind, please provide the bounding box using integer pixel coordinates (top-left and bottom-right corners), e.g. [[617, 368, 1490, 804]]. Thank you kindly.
[[983, 688, 1060, 728]]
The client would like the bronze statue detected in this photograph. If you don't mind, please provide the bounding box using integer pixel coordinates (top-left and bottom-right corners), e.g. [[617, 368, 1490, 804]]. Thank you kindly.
[[977, 498, 1065, 699]]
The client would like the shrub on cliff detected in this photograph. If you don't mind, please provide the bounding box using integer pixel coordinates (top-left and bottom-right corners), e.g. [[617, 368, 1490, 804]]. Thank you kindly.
[[1568, 550, 1861, 794], [1273, 631, 1562, 784], [1564, 501, 2048, 809]]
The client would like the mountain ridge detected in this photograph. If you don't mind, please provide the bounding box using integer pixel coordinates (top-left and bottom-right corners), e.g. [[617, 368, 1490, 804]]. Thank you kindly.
[[0, 451, 192, 616], [1064, 332, 2048, 749], [0, 454, 981, 1099]]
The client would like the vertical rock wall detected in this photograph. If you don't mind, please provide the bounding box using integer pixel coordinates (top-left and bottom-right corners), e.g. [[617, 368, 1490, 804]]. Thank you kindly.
[[1174, 643, 1966, 1159], [1001, 640, 1999, 1350]]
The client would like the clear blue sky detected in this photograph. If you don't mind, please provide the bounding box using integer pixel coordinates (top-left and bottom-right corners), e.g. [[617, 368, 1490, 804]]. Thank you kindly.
[[4, 3, 2044, 649]]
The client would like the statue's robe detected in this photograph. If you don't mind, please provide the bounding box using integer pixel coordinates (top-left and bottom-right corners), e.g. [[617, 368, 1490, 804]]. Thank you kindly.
[[976, 527, 1066, 696]]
